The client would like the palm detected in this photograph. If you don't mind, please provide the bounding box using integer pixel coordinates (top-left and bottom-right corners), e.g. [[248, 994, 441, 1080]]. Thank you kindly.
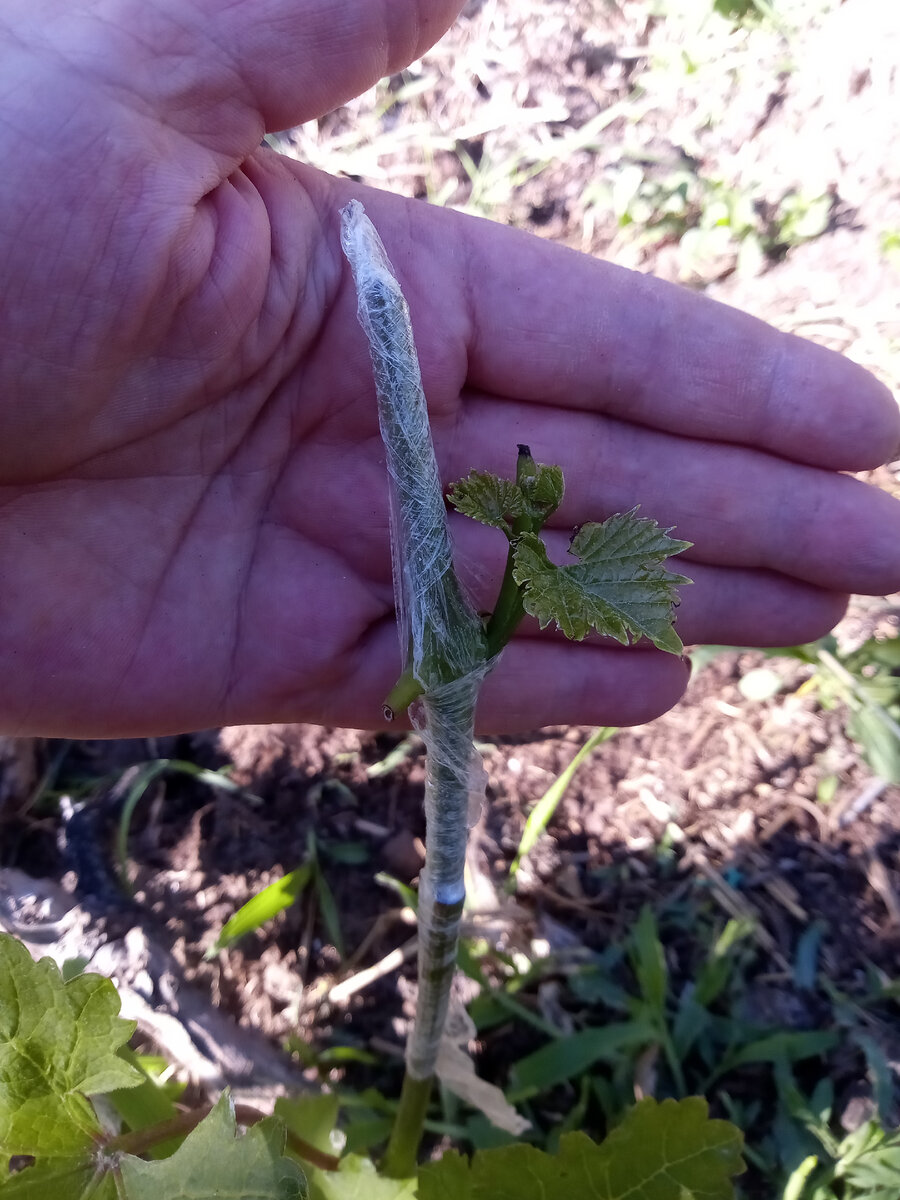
[[1, 1, 898, 736]]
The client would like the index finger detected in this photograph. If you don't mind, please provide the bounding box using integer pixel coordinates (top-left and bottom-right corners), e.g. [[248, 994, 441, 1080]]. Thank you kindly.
[[435, 209, 899, 472]]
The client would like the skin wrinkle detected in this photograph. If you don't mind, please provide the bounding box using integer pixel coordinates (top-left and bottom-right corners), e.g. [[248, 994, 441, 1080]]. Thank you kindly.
[[102, 475, 216, 719], [37, 11, 246, 200], [273, 546, 394, 718], [459, 226, 484, 405], [206, 393, 317, 726], [759, 330, 793, 450], [242, 526, 391, 717], [71, 4, 260, 157], [218, 496, 266, 724], [50, 131, 324, 720], [68, 169, 282, 480], [154, 1, 262, 137], [239, 154, 321, 366]]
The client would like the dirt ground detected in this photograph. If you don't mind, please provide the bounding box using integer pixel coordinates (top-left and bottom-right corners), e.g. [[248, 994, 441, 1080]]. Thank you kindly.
[[1, 0, 899, 1187]]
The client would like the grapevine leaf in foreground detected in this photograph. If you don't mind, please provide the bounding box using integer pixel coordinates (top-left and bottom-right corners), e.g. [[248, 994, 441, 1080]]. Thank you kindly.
[[418, 1097, 744, 1200], [0, 1159, 119, 1198], [0, 932, 142, 1158], [512, 508, 691, 653], [119, 1093, 307, 1200]]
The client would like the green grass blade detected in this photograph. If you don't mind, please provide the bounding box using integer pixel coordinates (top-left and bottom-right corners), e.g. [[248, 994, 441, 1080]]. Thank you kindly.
[[721, 1030, 839, 1075], [164, 759, 264, 805], [115, 761, 171, 895], [116, 758, 263, 896], [509, 727, 616, 877], [374, 872, 419, 911], [313, 864, 346, 959], [630, 904, 668, 1016], [508, 1019, 656, 1098], [205, 864, 312, 958]]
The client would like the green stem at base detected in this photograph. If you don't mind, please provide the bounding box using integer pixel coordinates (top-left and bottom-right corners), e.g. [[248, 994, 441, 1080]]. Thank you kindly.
[[381, 1073, 434, 1179], [484, 540, 526, 660], [484, 446, 547, 658]]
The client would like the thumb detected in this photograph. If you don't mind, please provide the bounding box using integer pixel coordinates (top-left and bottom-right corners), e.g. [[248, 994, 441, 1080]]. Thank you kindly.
[[113, 0, 464, 153]]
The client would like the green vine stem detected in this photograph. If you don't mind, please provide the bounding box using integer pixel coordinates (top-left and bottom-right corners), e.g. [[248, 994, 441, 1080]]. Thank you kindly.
[[381, 1074, 435, 1179], [104, 1102, 340, 1171]]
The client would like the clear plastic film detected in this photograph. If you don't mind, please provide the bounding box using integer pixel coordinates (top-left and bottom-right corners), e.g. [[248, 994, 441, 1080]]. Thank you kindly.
[[339, 200, 486, 694], [340, 201, 494, 1083], [407, 675, 483, 1079], [436, 1001, 530, 1136]]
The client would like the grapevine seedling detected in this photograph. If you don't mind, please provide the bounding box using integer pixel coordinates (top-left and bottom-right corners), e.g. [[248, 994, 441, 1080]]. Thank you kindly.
[[0, 198, 737, 1194], [340, 200, 691, 1173]]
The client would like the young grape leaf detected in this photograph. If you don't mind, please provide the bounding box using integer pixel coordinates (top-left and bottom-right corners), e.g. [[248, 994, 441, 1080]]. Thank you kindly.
[[448, 472, 526, 536], [516, 458, 564, 527], [512, 509, 691, 653], [119, 1093, 307, 1200], [418, 1098, 744, 1200], [448, 460, 563, 538], [0, 933, 142, 1159]]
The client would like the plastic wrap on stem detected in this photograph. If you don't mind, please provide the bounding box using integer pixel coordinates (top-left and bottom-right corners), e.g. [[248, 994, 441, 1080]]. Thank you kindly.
[[340, 199, 492, 1086], [339, 200, 485, 693], [407, 674, 486, 1080]]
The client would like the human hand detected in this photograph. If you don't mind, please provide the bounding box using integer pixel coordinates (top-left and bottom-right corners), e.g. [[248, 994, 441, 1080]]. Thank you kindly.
[[1, 0, 898, 737]]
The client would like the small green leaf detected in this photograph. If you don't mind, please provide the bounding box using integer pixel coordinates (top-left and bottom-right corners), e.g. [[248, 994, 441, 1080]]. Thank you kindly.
[[206, 865, 312, 957], [106, 1049, 181, 1160], [274, 1094, 340, 1157], [448, 472, 526, 536], [448, 459, 564, 537], [309, 1154, 416, 1200], [509, 1020, 656, 1095], [313, 866, 346, 959], [726, 1029, 838, 1069], [119, 1093, 307, 1200], [847, 706, 900, 784], [630, 905, 668, 1015], [0, 934, 142, 1158], [418, 1099, 744, 1199], [517, 459, 564, 526], [512, 509, 691, 652]]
